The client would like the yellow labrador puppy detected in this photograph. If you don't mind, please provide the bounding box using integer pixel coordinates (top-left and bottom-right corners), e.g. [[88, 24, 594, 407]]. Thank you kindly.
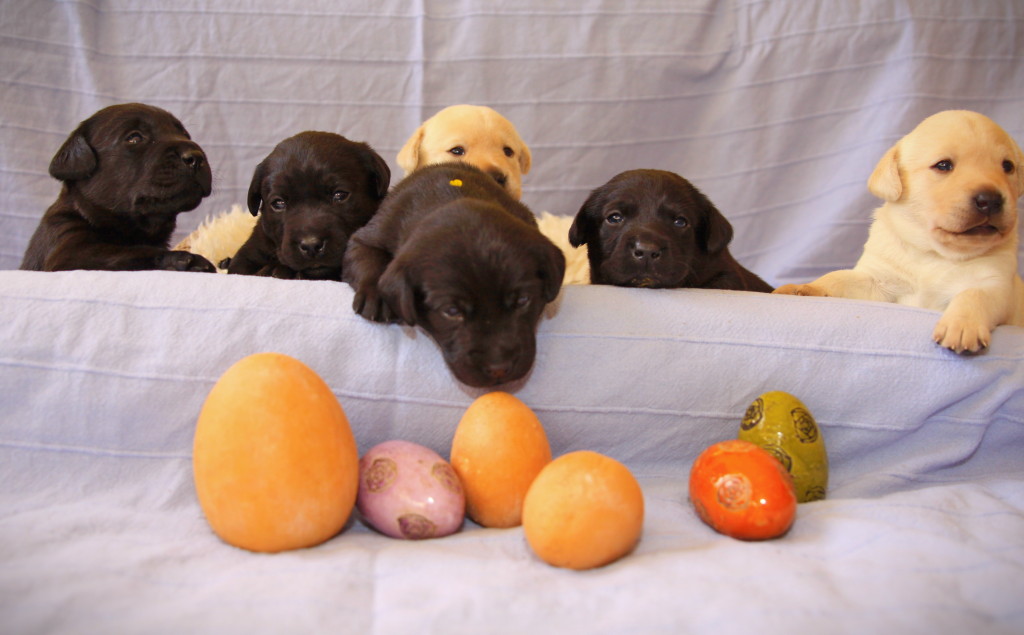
[[397, 104, 532, 200], [775, 110, 1024, 354], [398, 104, 590, 284]]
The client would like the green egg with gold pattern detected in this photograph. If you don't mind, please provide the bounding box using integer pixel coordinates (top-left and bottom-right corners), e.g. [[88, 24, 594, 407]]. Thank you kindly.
[[738, 391, 828, 503]]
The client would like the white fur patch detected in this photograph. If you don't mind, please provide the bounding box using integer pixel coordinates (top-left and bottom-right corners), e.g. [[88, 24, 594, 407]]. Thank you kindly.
[[174, 206, 257, 273], [536, 211, 590, 285]]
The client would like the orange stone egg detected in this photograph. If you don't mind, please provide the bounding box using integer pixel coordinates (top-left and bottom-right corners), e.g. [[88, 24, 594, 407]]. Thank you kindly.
[[522, 450, 645, 570], [193, 352, 359, 552], [449, 391, 552, 528]]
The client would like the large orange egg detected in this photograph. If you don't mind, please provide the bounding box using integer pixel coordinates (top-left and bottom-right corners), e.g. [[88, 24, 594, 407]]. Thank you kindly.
[[449, 391, 552, 528], [522, 451, 644, 570], [193, 352, 359, 552]]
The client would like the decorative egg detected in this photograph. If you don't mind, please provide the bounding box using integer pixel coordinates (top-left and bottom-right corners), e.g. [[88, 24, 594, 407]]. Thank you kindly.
[[522, 450, 644, 570], [193, 352, 359, 553], [449, 391, 552, 528], [356, 440, 465, 539], [738, 390, 828, 502], [689, 439, 796, 540]]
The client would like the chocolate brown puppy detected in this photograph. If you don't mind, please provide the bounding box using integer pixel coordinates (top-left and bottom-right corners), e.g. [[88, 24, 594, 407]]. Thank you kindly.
[[569, 169, 772, 292], [227, 131, 390, 280], [21, 103, 215, 272], [343, 162, 565, 388]]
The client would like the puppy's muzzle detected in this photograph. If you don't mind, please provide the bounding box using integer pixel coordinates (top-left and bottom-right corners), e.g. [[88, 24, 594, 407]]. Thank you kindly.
[[179, 147, 206, 173], [629, 237, 665, 263], [973, 189, 1004, 216], [297, 235, 328, 259], [161, 141, 211, 194], [487, 169, 508, 189], [468, 345, 522, 385]]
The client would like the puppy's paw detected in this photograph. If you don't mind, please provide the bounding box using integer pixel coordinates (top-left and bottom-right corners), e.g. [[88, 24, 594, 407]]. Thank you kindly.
[[248, 264, 297, 278], [773, 283, 826, 297], [270, 265, 300, 280], [932, 316, 990, 354], [160, 251, 216, 273], [352, 287, 395, 323]]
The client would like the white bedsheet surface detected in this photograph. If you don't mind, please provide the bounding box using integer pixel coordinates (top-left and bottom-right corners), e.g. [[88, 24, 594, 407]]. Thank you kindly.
[[2, 1, 1024, 632], [1, 270, 1022, 633]]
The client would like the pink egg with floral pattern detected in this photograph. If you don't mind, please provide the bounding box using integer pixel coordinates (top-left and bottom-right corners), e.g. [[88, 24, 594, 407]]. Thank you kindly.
[[356, 440, 465, 539]]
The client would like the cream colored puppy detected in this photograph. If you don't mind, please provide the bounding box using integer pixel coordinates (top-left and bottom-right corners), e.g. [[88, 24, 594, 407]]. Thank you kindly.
[[398, 104, 590, 284], [397, 104, 532, 200], [775, 110, 1024, 354]]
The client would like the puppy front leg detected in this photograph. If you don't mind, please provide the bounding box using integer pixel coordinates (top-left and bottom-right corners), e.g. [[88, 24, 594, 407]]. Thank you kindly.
[[226, 232, 276, 276], [156, 250, 217, 272], [47, 244, 214, 272], [773, 269, 886, 301], [259, 264, 301, 279], [341, 239, 396, 322], [933, 287, 1009, 354]]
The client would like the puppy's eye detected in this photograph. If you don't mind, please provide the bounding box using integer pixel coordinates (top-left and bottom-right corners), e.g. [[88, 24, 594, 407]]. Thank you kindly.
[[125, 131, 144, 145], [503, 146, 514, 158], [448, 146, 466, 156], [606, 212, 624, 225], [1003, 160, 1015, 174], [932, 159, 954, 172], [673, 216, 690, 229], [269, 198, 286, 212], [332, 190, 350, 203], [441, 305, 464, 320], [511, 293, 530, 309]]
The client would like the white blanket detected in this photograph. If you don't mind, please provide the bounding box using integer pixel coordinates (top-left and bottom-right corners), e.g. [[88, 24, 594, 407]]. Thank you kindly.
[[2, 1, 1024, 632], [1, 270, 1022, 633]]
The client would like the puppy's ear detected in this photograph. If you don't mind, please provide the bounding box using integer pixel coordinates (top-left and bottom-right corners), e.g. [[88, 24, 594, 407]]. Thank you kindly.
[[48, 126, 97, 182], [1011, 141, 1024, 198], [536, 240, 567, 302], [360, 145, 392, 199], [378, 261, 419, 326], [246, 160, 266, 216], [396, 124, 426, 176], [518, 141, 532, 175], [568, 188, 603, 247], [868, 143, 903, 202], [699, 198, 734, 255]]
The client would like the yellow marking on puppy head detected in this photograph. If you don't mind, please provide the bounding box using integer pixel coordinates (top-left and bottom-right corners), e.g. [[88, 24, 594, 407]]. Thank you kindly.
[[449, 179, 463, 187]]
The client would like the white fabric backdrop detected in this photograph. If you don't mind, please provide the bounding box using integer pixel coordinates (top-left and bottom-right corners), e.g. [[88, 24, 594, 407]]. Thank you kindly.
[[2, 2, 1024, 633], [1, 0, 1023, 284]]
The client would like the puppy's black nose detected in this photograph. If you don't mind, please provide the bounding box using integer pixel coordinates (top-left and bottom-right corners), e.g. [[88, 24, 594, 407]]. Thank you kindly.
[[488, 170, 508, 187], [973, 190, 1004, 215], [631, 239, 663, 262], [298, 236, 327, 259], [180, 148, 205, 171]]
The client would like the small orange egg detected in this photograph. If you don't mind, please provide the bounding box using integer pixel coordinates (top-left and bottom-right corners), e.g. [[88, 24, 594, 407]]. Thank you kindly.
[[688, 439, 796, 540], [522, 451, 644, 570], [449, 391, 552, 528], [193, 353, 359, 552]]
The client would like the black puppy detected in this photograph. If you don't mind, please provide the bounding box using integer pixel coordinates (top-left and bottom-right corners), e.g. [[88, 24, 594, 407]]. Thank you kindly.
[[569, 169, 772, 292], [21, 103, 215, 272], [227, 131, 390, 280], [343, 162, 565, 388]]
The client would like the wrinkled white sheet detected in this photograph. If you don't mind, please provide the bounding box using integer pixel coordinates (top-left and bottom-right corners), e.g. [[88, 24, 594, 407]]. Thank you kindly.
[[1, 270, 1022, 633], [2, 1, 1024, 633]]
